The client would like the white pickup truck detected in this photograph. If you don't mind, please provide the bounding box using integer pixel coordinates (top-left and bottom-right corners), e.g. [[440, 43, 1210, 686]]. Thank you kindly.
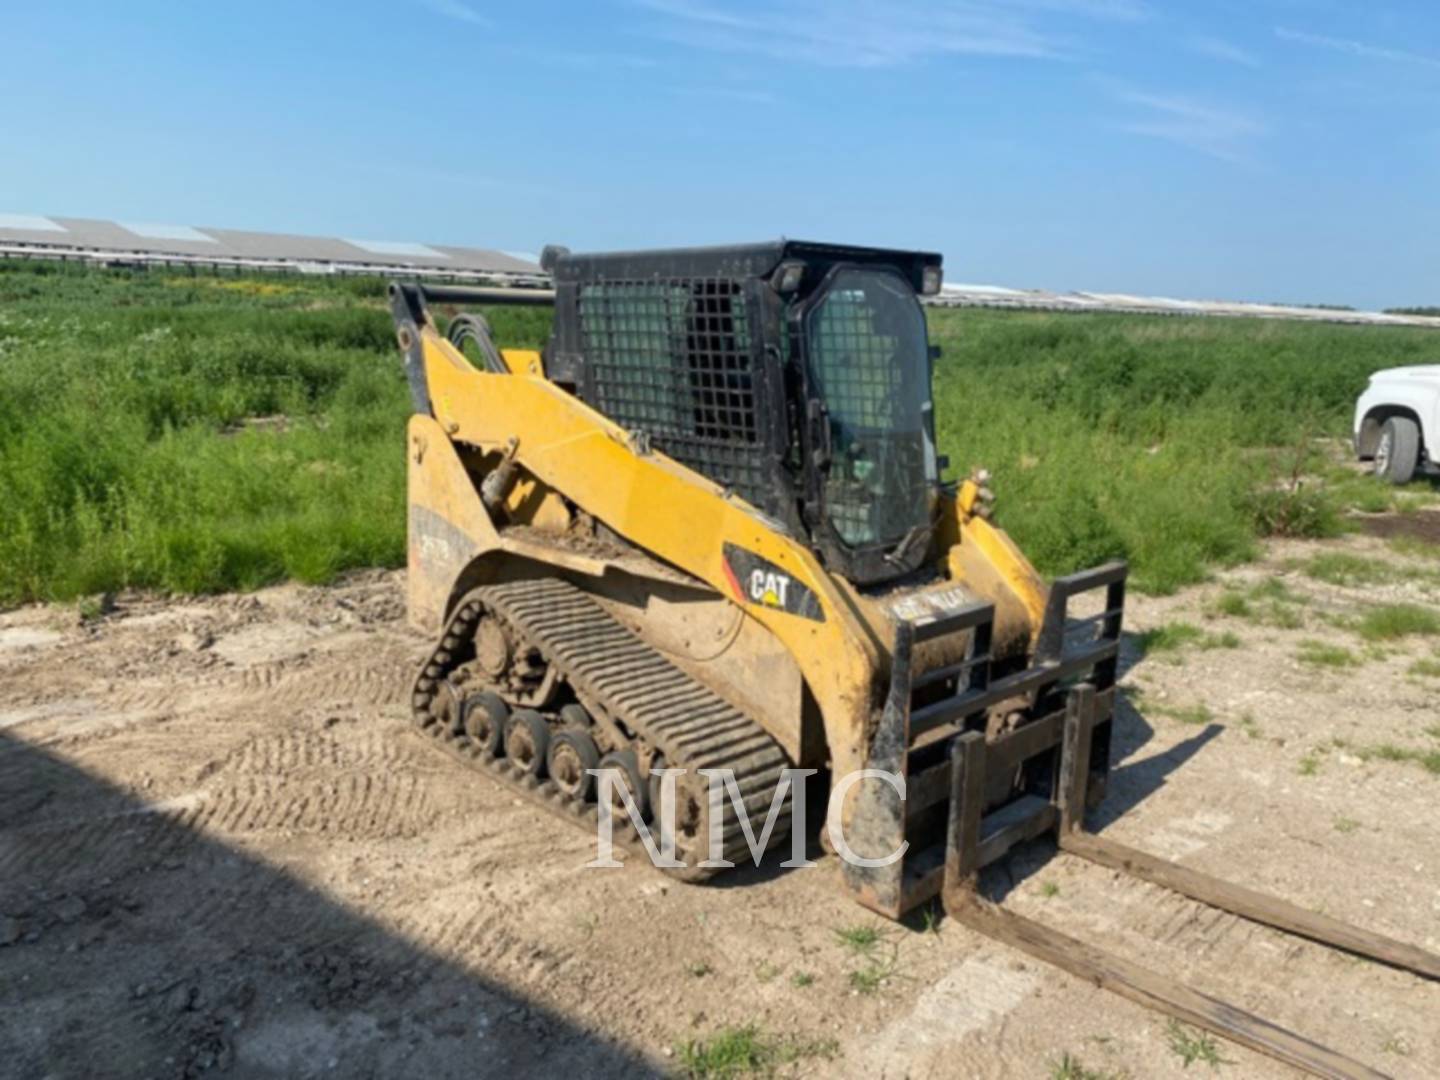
[[1354, 366, 1440, 483]]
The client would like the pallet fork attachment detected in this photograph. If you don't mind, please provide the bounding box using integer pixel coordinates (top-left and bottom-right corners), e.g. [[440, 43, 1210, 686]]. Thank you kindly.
[[840, 560, 1436, 1078], [842, 562, 1127, 916], [920, 631, 1438, 1079]]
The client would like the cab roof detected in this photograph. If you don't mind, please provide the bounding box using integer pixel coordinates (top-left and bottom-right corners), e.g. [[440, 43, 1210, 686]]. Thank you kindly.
[[545, 239, 942, 294]]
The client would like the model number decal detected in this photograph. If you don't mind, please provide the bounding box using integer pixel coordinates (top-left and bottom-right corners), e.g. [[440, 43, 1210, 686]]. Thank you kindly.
[[722, 544, 825, 623], [890, 586, 974, 622]]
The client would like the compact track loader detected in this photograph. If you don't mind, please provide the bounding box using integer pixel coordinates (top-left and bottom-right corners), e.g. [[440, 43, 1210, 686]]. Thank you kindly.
[[390, 241, 1436, 1080]]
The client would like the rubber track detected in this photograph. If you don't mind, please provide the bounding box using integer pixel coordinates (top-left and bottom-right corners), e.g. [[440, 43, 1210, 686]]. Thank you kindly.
[[410, 577, 793, 878]]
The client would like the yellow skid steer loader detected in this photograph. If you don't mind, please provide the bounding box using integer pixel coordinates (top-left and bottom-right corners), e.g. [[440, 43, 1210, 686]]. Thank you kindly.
[[390, 241, 1435, 1080]]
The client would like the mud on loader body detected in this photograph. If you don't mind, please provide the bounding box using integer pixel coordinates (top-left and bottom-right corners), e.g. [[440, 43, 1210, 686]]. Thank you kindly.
[[391, 241, 1436, 1079]]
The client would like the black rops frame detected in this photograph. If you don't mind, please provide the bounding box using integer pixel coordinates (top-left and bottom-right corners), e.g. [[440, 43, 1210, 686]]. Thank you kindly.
[[545, 240, 943, 584], [545, 245, 782, 530]]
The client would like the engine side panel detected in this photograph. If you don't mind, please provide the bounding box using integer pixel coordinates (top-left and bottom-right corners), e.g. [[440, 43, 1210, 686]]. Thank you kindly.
[[406, 413, 497, 636]]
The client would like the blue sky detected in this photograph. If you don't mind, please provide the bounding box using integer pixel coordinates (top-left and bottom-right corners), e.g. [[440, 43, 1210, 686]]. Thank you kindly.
[[1, 1, 1435, 308]]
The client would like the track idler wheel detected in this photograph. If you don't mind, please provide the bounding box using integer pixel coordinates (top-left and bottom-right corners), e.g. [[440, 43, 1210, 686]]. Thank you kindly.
[[598, 749, 648, 820], [547, 726, 601, 802], [505, 708, 551, 777], [473, 615, 512, 680], [462, 691, 509, 756]]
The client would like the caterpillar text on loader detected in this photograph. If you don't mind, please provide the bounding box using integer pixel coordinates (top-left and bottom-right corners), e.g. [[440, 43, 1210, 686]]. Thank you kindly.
[[390, 241, 1436, 1080]]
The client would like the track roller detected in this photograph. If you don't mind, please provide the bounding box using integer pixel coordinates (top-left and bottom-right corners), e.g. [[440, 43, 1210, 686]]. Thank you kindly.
[[506, 709, 551, 776], [462, 691, 509, 756], [548, 727, 601, 801], [598, 749, 648, 820]]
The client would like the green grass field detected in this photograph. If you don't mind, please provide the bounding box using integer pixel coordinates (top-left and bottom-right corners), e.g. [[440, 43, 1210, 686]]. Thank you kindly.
[[0, 259, 1435, 606], [928, 308, 1439, 591]]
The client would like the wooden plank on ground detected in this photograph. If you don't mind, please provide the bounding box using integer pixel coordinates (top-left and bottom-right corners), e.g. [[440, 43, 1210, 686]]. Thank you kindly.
[[1060, 831, 1440, 983]]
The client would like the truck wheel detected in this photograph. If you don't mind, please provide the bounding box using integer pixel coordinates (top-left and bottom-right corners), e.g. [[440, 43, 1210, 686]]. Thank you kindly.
[[1374, 417, 1420, 485]]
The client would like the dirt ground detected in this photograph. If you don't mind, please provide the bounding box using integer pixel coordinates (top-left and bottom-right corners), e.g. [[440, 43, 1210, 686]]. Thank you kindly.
[[3, 523, 1439, 1079]]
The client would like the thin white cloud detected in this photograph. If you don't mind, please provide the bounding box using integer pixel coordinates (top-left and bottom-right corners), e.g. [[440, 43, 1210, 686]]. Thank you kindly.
[[1113, 88, 1264, 162], [638, 0, 749, 31], [1276, 27, 1440, 71], [1190, 35, 1260, 69], [633, 0, 1138, 68], [417, 0, 490, 27]]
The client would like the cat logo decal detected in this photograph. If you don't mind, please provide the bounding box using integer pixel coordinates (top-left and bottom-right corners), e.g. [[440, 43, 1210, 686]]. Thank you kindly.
[[750, 569, 790, 609], [721, 544, 825, 623]]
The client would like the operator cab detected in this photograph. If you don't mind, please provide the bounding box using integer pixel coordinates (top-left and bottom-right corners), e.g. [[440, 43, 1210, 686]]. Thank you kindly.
[[543, 240, 945, 586]]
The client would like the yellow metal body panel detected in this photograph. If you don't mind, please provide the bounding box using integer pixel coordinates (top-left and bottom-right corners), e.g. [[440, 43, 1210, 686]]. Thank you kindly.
[[406, 414, 497, 636], [953, 478, 1048, 631], [499, 347, 543, 377]]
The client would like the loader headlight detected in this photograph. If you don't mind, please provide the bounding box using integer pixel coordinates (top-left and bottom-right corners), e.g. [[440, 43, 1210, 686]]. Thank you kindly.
[[772, 260, 806, 294], [921, 265, 943, 296]]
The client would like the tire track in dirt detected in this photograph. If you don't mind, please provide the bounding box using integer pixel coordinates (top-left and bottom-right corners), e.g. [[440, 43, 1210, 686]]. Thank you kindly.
[[387, 864, 588, 988], [3, 746, 441, 895], [194, 771, 439, 840], [1149, 891, 1250, 958], [212, 726, 426, 775], [1046, 873, 1293, 981], [229, 660, 308, 695], [105, 683, 187, 715], [0, 802, 206, 889], [220, 655, 414, 710]]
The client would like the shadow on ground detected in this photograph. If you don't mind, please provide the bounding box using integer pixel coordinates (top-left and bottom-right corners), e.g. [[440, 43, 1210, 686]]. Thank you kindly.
[[1089, 692, 1222, 833], [0, 732, 663, 1080], [977, 637, 1225, 902], [1091, 628, 1227, 830]]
